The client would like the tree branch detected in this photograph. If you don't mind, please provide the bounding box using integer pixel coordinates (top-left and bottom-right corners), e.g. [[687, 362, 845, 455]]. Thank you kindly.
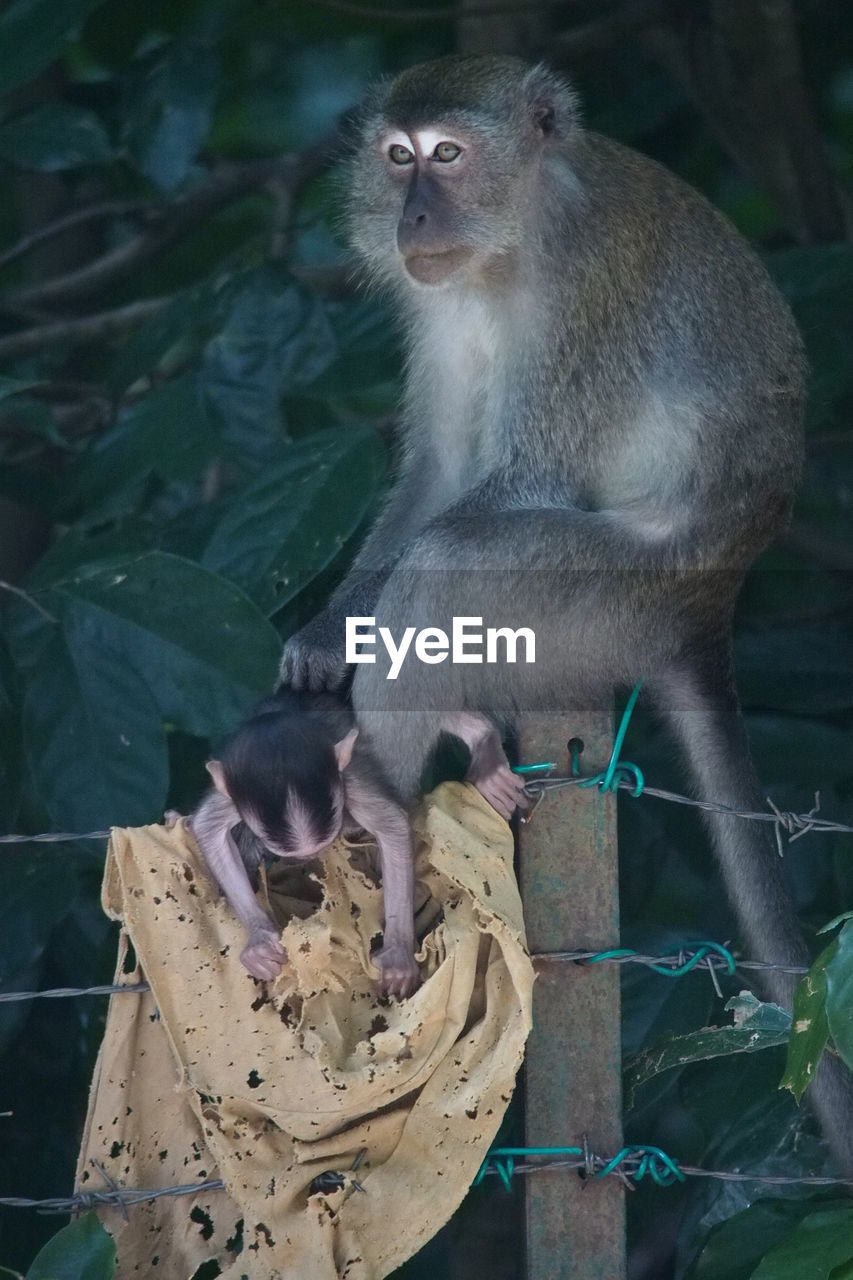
[[4, 145, 336, 312], [0, 201, 152, 272], [0, 298, 168, 362]]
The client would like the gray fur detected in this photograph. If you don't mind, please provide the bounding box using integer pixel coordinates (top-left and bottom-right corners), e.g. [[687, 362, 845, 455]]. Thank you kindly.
[[278, 56, 852, 1168]]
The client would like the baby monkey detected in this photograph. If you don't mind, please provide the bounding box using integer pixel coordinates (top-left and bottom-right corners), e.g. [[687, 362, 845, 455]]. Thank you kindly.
[[185, 689, 527, 999]]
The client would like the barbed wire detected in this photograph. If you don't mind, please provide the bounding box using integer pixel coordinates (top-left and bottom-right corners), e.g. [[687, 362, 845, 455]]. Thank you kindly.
[[521, 775, 851, 848], [0, 788, 849, 848], [5, 1141, 852, 1215], [0, 829, 110, 844], [0, 982, 149, 1004], [0, 1178, 225, 1216], [0, 942, 809, 1005], [3, 687, 850, 848], [474, 1141, 853, 1193]]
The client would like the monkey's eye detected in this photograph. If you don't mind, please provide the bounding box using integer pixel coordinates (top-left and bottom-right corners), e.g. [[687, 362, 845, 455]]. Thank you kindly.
[[388, 144, 414, 165], [433, 142, 461, 162]]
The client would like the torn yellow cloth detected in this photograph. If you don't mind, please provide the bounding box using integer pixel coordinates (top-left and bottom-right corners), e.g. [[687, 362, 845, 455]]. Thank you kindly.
[[77, 782, 534, 1279]]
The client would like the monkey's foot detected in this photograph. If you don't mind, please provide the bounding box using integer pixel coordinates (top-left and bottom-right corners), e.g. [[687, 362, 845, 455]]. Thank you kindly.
[[241, 928, 287, 982], [373, 940, 420, 1001], [163, 809, 183, 829], [469, 764, 529, 821]]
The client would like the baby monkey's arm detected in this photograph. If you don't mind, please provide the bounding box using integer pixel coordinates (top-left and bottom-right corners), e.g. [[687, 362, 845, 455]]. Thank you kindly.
[[346, 763, 420, 1000], [192, 790, 286, 981], [443, 712, 529, 820]]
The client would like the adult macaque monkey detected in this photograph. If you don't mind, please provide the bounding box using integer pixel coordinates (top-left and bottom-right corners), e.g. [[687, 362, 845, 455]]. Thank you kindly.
[[280, 57, 853, 1162]]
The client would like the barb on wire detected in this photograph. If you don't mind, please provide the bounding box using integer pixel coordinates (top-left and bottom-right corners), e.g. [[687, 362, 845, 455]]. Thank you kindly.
[[531, 942, 809, 1002], [6, 1138, 853, 1215], [0, 942, 811, 1006], [519, 771, 853, 839], [3, 684, 851, 845], [515, 682, 853, 842], [475, 1142, 853, 1192], [0, 1178, 225, 1216]]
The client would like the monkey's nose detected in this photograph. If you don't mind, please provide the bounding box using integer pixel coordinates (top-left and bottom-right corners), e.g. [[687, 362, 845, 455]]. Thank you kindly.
[[400, 203, 428, 229]]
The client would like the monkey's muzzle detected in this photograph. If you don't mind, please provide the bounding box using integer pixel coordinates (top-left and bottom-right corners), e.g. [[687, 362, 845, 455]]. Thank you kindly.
[[403, 246, 474, 284]]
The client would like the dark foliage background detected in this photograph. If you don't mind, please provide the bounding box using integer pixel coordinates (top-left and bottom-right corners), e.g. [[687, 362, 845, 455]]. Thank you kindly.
[[0, 1, 851, 1277]]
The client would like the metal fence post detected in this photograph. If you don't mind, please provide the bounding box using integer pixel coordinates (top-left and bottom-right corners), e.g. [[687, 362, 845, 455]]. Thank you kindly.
[[519, 710, 626, 1280]]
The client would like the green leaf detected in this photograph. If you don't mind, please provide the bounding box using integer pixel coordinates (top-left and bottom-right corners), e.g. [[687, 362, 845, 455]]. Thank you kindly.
[[1, 396, 67, 447], [750, 1208, 853, 1279], [0, 0, 109, 97], [624, 993, 791, 1107], [201, 265, 337, 464], [687, 1199, 836, 1280], [0, 847, 78, 1054], [302, 299, 400, 399], [825, 921, 853, 1072], [0, 375, 44, 400], [202, 426, 384, 614], [62, 374, 218, 517], [107, 282, 223, 395], [47, 552, 280, 736], [780, 941, 834, 1102], [123, 40, 219, 191], [26, 1213, 115, 1279], [26, 522, 160, 589], [0, 102, 110, 170], [819, 911, 853, 935], [22, 610, 169, 830]]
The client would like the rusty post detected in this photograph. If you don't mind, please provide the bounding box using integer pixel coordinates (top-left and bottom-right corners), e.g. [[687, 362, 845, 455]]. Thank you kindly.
[[518, 710, 625, 1280]]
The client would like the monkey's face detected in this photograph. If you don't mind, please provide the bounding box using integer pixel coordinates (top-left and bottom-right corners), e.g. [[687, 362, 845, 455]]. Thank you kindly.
[[242, 781, 345, 863], [346, 57, 578, 289]]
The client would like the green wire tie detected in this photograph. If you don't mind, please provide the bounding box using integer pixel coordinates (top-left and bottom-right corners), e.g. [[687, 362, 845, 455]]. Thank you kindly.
[[514, 682, 645, 796], [595, 1145, 685, 1187], [474, 1143, 685, 1191], [574, 682, 644, 797], [472, 1146, 582, 1192], [585, 941, 736, 978]]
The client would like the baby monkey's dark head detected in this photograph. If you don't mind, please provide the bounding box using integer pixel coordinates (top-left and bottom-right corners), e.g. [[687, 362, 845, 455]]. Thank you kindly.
[[347, 55, 579, 288], [206, 701, 357, 860]]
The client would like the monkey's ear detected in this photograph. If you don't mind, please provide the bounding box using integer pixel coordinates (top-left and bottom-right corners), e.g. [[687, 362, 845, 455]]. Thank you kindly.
[[523, 64, 579, 140], [334, 728, 359, 771], [206, 760, 230, 798]]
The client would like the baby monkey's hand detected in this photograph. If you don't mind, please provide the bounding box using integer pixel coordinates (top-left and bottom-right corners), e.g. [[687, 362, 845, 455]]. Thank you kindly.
[[374, 940, 420, 1001], [468, 761, 530, 821], [241, 926, 286, 981]]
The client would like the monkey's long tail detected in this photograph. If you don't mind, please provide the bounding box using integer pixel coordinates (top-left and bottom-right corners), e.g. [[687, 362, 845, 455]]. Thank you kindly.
[[651, 668, 853, 1181]]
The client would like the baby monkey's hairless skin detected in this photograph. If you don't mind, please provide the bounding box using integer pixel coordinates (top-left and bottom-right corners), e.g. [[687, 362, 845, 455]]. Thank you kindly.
[[178, 690, 526, 999]]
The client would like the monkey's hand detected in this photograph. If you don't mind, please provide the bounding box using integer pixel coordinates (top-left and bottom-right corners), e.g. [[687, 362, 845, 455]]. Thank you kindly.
[[241, 927, 287, 981], [279, 613, 349, 692], [373, 940, 420, 1001], [468, 763, 530, 822]]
